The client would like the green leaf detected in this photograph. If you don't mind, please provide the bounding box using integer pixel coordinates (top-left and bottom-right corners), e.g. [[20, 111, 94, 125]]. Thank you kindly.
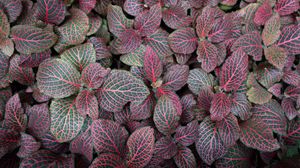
[[60, 43, 96, 71], [262, 13, 281, 46], [50, 97, 84, 142], [97, 70, 149, 112], [120, 44, 146, 67], [37, 58, 81, 98], [0, 9, 9, 38], [247, 85, 272, 105]]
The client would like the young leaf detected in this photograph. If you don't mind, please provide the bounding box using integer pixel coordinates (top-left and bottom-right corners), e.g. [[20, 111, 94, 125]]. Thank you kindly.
[[196, 6, 220, 38], [81, 63, 110, 89], [197, 40, 218, 73], [264, 45, 287, 70], [11, 25, 58, 54], [124, 0, 146, 16], [19, 49, 51, 68], [27, 103, 50, 138], [174, 145, 196, 168], [120, 44, 146, 67], [196, 117, 227, 165], [168, 27, 198, 54], [231, 93, 252, 120], [35, 0, 66, 25], [239, 119, 280, 152], [92, 119, 127, 155], [130, 93, 155, 120], [174, 120, 198, 146], [208, 16, 231, 43], [251, 100, 287, 135], [154, 136, 178, 159], [163, 64, 189, 91], [126, 127, 155, 168], [17, 133, 41, 158], [88, 37, 112, 60], [107, 5, 133, 37], [0, 0, 22, 23], [90, 153, 126, 168], [282, 98, 298, 120], [187, 68, 214, 95], [197, 87, 214, 112], [0, 51, 9, 79], [247, 85, 272, 105], [76, 90, 98, 120], [79, 0, 96, 13], [277, 24, 300, 55], [154, 95, 180, 135], [9, 54, 35, 85], [37, 58, 81, 98], [97, 70, 149, 112], [144, 29, 173, 57], [262, 13, 281, 47], [275, 0, 300, 16], [134, 4, 161, 37], [220, 49, 248, 92], [54, 8, 89, 53], [253, 0, 272, 25], [5, 94, 27, 132], [216, 113, 240, 147], [60, 43, 96, 71], [231, 31, 263, 61], [143, 46, 163, 83], [113, 29, 142, 54], [162, 6, 192, 29], [50, 97, 85, 142], [210, 93, 232, 121]]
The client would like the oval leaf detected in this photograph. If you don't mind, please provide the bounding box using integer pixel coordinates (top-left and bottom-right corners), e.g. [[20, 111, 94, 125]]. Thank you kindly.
[[216, 113, 240, 147], [275, 0, 300, 16], [90, 153, 126, 168], [174, 145, 196, 168], [264, 45, 287, 70], [163, 64, 189, 91], [187, 68, 215, 95], [35, 0, 66, 25], [174, 120, 198, 146], [81, 62, 110, 89], [17, 133, 41, 158], [197, 40, 218, 73], [277, 24, 300, 55], [0, 0, 22, 22], [168, 27, 198, 54], [262, 13, 281, 46], [75, 90, 98, 120], [210, 93, 232, 121], [27, 103, 50, 138], [154, 136, 178, 159]]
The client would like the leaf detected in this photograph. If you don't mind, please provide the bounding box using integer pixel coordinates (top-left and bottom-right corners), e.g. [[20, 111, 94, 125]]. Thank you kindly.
[[231, 31, 263, 61], [87, 14, 101, 36], [284, 118, 300, 143], [283, 70, 300, 86], [220, 49, 248, 92], [275, 0, 300, 16], [0, 128, 20, 158], [75, 90, 98, 120], [60, 43, 96, 71], [231, 93, 252, 120], [174, 120, 198, 146], [162, 6, 192, 29], [196, 6, 220, 38], [168, 27, 198, 54], [216, 113, 240, 147], [17, 133, 41, 158], [175, 53, 191, 65], [27, 103, 50, 138], [107, 5, 133, 37], [9, 54, 35, 85], [90, 153, 126, 168], [0, 9, 9, 38], [35, 0, 66, 25], [37, 58, 81, 98], [143, 45, 163, 83], [11, 25, 58, 54], [210, 93, 232, 121], [268, 83, 283, 98], [154, 95, 180, 135], [81, 62, 110, 89], [40, 133, 69, 153], [215, 143, 254, 168], [79, 0, 96, 13], [0, 51, 9, 79], [262, 13, 281, 46], [239, 119, 280, 152], [282, 98, 298, 120], [124, 0, 146, 16], [247, 85, 272, 105], [113, 29, 142, 54], [0, 37, 14, 57], [134, 4, 161, 37], [54, 8, 89, 53], [208, 15, 231, 43], [120, 44, 146, 67], [88, 37, 112, 60], [251, 100, 287, 135], [256, 65, 283, 89], [19, 49, 51, 68], [277, 24, 300, 55], [196, 117, 227, 165], [197, 41, 218, 73], [187, 68, 214, 95], [254, 0, 272, 25], [5, 94, 27, 132], [144, 29, 173, 57], [0, 0, 22, 23], [163, 64, 189, 91], [174, 145, 196, 168], [130, 93, 155, 120], [97, 70, 149, 112], [154, 136, 177, 159], [50, 97, 85, 142], [126, 126, 155, 168], [197, 87, 214, 112], [264, 45, 287, 70], [92, 119, 127, 155]]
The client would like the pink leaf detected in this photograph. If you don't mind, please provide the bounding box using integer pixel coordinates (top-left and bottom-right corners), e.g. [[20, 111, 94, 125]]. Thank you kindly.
[[0, 0, 22, 23], [144, 29, 173, 57], [281, 98, 299, 120], [162, 6, 192, 29], [27, 103, 50, 138], [81, 63, 111, 89], [216, 113, 240, 147], [154, 136, 178, 159], [174, 145, 196, 168], [9, 54, 35, 85], [130, 93, 155, 120], [197, 87, 214, 112], [113, 29, 142, 54], [254, 0, 273, 25], [197, 41, 218, 73], [210, 93, 232, 121], [90, 153, 126, 168], [79, 0, 96, 14], [168, 27, 198, 54], [35, 0, 66, 25], [163, 64, 189, 91], [76, 90, 98, 120], [17, 133, 41, 158], [175, 120, 198, 146], [88, 37, 112, 60], [275, 0, 300, 16], [208, 15, 232, 43], [19, 50, 51, 68], [143, 46, 163, 83], [277, 24, 300, 55], [124, 0, 146, 16], [230, 93, 252, 120]]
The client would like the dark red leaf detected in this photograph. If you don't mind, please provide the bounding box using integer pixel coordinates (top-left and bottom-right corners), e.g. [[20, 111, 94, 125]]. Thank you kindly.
[[9, 54, 35, 85], [19, 50, 51, 68], [197, 40, 218, 73], [130, 92, 155, 120], [27, 103, 50, 138], [216, 113, 240, 147], [124, 0, 146, 16], [208, 15, 232, 43], [76, 90, 98, 120], [168, 27, 198, 54], [277, 24, 300, 55], [162, 6, 192, 29], [175, 120, 198, 146], [90, 153, 126, 168], [143, 46, 163, 83], [283, 70, 300, 86], [163, 64, 189, 91], [180, 94, 196, 124], [187, 68, 215, 95], [196, 117, 227, 165], [113, 29, 142, 54], [0, 51, 9, 79], [174, 145, 196, 168], [35, 0, 66, 25], [275, 0, 300, 16], [17, 133, 41, 158], [220, 49, 248, 92], [282, 98, 299, 120], [254, 0, 272, 25], [79, 0, 96, 14], [210, 93, 232, 121], [88, 37, 112, 60], [0, 128, 20, 158], [81, 63, 110, 89], [0, 0, 22, 23], [283, 118, 300, 144], [154, 136, 177, 159], [40, 133, 69, 153], [230, 93, 252, 120], [197, 87, 214, 112]]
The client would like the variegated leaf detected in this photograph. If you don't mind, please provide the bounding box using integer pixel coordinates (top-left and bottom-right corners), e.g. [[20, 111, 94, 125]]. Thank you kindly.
[[197, 41, 218, 73], [76, 90, 98, 120], [174, 145, 196, 168], [120, 44, 146, 67], [277, 24, 300, 55], [17, 133, 41, 158], [35, 0, 66, 25], [163, 64, 189, 91], [9, 54, 35, 85], [27, 103, 50, 138], [264, 45, 287, 70], [144, 29, 173, 57], [168, 27, 198, 54], [262, 13, 281, 46], [187, 68, 214, 95], [216, 113, 240, 147], [81, 62, 110, 89], [275, 0, 300, 16], [210, 93, 232, 121], [0, 0, 22, 23]]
